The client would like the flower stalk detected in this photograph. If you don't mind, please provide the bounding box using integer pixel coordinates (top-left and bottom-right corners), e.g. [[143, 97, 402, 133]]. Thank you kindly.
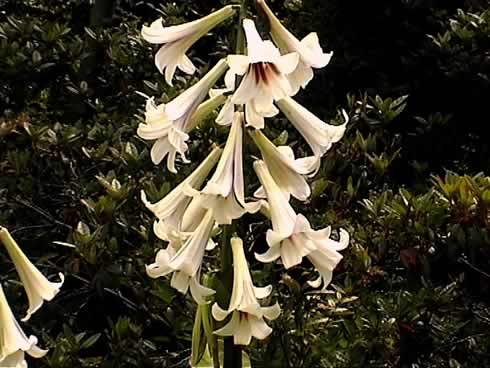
[[220, 0, 249, 365]]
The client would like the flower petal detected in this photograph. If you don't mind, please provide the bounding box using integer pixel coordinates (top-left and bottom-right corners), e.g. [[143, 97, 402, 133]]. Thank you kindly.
[[189, 276, 215, 305], [255, 243, 281, 263], [214, 311, 240, 336], [274, 52, 299, 75], [249, 315, 273, 340], [253, 285, 272, 299], [262, 302, 281, 320]]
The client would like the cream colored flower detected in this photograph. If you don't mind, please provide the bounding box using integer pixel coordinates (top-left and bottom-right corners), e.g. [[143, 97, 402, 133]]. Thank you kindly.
[[257, 0, 333, 94], [225, 19, 299, 129], [212, 237, 280, 345], [137, 59, 228, 172], [249, 129, 316, 201], [188, 112, 260, 224], [277, 97, 348, 174], [141, 146, 222, 241], [0, 227, 64, 322], [142, 5, 237, 85], [145, 211, 216, 304], [253, 161, 348, 288], [0, 284, 48, 367]]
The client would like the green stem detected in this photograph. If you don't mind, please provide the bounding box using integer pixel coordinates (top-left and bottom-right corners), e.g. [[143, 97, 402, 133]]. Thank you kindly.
[[235, 0, 248, 55], [221, 1, 248, 367], [220, 225, 242, 368]]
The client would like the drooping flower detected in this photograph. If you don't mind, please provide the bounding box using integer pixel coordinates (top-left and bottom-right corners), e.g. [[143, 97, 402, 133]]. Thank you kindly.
[[146, 210, 216, 304], [256, 0, 333, 94], [253, 161, 349, 289], [0, 227, 64, 322], [0, 284, 48, 367], [277, 96, 348, 174], [249, 128, 316, 201], [212, 237, 280, 345], [142, 5, 237, 85], [188, 112, 260, 225], [225, 19, 299, 129], [137, 59, 228, 172], [141, 146, 222, 241]]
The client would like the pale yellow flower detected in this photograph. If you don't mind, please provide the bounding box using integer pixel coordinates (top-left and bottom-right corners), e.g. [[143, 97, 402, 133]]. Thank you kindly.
[[0, 227, 63, 322], [0, 285, 48, 367], [137, 60, 228, 172], [257, 0, 333, 94], [187, 112, 260, 224], [212, 237, 280, 345], [249, 129, 316, 201], [142, 6, 237, 85], [253, 161, 349, 289], [145, 211, 216, 304], [141, 146, 222, 241], [224, 19, 299, 129], [277, 97, 348, 174]]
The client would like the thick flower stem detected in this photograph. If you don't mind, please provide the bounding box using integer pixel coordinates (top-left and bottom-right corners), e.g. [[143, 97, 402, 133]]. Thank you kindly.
[[220, 224, 242, 368], [220, 1, 248, 367]]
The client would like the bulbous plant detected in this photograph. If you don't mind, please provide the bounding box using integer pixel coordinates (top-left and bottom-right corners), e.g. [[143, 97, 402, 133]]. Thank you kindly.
[[0, 226, 64, 367], [139, 0, 349, 366]]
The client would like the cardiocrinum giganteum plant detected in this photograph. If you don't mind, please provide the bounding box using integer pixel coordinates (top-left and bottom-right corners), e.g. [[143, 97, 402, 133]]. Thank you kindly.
[[138, 0, 350, 366]]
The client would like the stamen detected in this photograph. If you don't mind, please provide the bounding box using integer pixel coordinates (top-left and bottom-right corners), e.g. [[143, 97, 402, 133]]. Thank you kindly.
[[249, 62, 279, 85]]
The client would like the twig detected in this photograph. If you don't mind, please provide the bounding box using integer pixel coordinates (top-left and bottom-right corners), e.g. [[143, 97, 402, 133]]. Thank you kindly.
[[14, 197, 72, 231], [458, 257, 490, 279]]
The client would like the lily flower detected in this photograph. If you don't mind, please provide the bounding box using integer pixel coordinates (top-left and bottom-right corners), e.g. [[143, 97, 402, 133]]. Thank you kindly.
[[137, 59, 228, 172], [146, 211, 216, 304], [225, 19, 299, 129], [141, 146, 222, 241], [256, 0, 333, 94], [253, 161, 348, 288], [0, 227, 64, 322], [212, 237, 280, 345], [0, 285, 48, 367], [277, 97, 348, 173], [142, 5, 237, 85], [249, 129, 316, 201], [189, 112, 260, 224]]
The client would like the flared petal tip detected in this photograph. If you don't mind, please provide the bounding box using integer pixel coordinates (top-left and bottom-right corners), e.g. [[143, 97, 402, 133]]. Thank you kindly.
[[211, 302, 231, 321], [21, 273, 64, 322], [254, 246, 280, 264]]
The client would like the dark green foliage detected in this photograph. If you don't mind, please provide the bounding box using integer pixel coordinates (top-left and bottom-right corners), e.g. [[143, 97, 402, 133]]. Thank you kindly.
[[0, 0, 489, 367]]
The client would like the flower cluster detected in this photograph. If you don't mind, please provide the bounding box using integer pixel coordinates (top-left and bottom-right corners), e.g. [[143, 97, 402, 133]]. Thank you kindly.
[[0, 227, 64, 367], [139, 0, 349, 347]]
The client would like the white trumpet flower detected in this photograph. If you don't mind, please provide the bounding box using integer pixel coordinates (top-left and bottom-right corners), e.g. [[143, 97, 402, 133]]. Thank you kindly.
[[0, 284, 48, 367], [137, 59, 228, 172], [253, 161, 348, 288], [249, 129, 316, 201], [212, 237, 280, 345], [0, 227, 64, 322], [257, 0, 333, 94], [142, 5, 237, 85], [141, 146, 222, 241], [189, 112, 260, 225], [145, 211, 216, 304], [277, 97, 348, 173], [304, 226, 350, 289], [225, 19, 299, 129]]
